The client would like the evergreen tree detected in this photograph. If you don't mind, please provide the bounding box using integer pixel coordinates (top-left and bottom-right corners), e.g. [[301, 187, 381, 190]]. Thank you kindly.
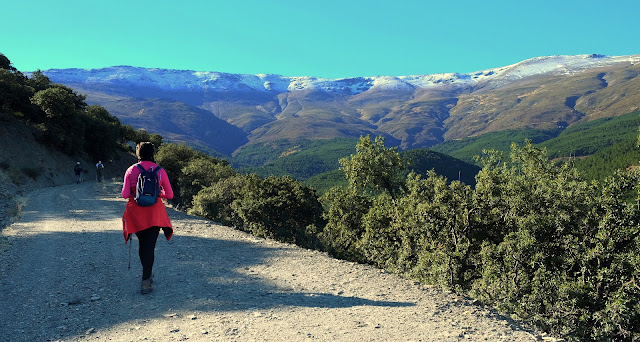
[[339, 135, 405, 198]]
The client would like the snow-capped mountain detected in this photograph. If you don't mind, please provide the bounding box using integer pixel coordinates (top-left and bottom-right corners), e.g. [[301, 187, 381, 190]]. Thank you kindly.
[[38, 54, 640, 95], [36, 54, 640, 154]]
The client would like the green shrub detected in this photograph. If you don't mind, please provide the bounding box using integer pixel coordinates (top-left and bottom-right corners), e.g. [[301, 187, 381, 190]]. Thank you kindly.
[[468, 143, 640, 340], [231, 175, 325, 248], [180, 156, 235, 207], [339, 135, 405, 198], [155, 143, 213, 207], [401, 173, 475, 289], [189, 174, 253, 227], [191, 173, 325, 249], [319, 186, 371, 263], [320, 137, 640, 340]]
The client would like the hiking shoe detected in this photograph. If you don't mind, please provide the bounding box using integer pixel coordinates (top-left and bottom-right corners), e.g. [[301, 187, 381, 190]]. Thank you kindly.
[[140, 279, 153, 295]]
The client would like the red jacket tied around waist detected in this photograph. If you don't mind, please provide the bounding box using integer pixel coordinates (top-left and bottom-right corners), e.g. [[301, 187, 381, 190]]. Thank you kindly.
[[121, 161, 174, 243]]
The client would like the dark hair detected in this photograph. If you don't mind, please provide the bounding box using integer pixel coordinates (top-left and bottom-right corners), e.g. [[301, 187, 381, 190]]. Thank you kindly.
[[136, 142, 155, 162]]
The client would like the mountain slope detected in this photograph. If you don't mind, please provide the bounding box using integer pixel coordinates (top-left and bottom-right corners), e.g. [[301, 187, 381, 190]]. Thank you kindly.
[[444, 63, 640, 140], [74, 88, 248, 155], [35, 54, 640, 155]]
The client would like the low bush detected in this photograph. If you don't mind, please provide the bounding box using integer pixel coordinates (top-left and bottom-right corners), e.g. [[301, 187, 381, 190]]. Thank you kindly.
[[231, 175, 325, 249], [320, 137, 640, 340]]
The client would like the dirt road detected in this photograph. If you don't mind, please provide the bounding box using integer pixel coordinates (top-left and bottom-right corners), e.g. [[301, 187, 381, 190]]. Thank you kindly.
[[0, 181, 551, 341]]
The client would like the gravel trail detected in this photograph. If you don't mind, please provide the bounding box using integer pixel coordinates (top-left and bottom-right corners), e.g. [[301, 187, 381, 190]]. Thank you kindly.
[[0, 181, 550, 341]]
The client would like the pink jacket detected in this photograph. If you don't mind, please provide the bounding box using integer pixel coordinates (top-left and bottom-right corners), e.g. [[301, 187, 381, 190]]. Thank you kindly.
[[121, 161, 174, 242]]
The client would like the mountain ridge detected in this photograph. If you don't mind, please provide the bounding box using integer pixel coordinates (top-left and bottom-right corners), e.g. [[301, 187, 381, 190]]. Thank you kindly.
[[34, 54, 640, 155], [34, 54, 640, 94]]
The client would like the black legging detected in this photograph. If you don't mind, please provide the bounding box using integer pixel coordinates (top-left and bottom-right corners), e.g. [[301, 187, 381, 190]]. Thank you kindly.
[[136, 227, 160, 281]]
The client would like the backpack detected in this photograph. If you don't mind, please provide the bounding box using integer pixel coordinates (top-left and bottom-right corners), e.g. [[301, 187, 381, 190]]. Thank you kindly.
[[134, 164, 162, 207]]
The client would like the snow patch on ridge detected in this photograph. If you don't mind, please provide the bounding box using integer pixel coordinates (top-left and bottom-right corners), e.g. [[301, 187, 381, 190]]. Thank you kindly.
[[488, 54, 640, 80]]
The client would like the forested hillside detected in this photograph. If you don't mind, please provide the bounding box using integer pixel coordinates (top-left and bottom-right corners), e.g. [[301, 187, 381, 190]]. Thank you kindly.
[[538, 110, 640, 158], [0, 54, 153, 162], [431, 110, 640, 181], [232, 138, 359, 179], [430, 128, 562, 164]]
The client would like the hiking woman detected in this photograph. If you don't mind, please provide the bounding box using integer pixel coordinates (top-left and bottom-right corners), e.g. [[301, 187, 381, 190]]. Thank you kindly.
[[121, 142, 174, 294]]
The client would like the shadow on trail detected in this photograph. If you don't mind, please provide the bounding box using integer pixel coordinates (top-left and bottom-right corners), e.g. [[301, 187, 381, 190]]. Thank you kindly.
[[151, 232, 414, 310], [1, 229, 414, 341]]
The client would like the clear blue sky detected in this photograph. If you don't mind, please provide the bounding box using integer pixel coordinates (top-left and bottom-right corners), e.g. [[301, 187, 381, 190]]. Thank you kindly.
[[1, 0, 638, 78]]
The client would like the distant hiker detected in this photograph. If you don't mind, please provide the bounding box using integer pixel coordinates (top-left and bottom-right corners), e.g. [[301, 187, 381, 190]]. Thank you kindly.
[[74, 162, 83, 184], [96, 161, 104, 182], [121, 142, 174, 295]]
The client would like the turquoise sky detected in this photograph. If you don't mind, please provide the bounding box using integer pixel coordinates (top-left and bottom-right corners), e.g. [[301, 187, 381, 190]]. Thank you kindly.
[[1, 0, 637, 78]]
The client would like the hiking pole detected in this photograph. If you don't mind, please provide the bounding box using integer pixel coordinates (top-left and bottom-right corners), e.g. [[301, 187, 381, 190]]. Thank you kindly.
[[128, 234, 132, 270]]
